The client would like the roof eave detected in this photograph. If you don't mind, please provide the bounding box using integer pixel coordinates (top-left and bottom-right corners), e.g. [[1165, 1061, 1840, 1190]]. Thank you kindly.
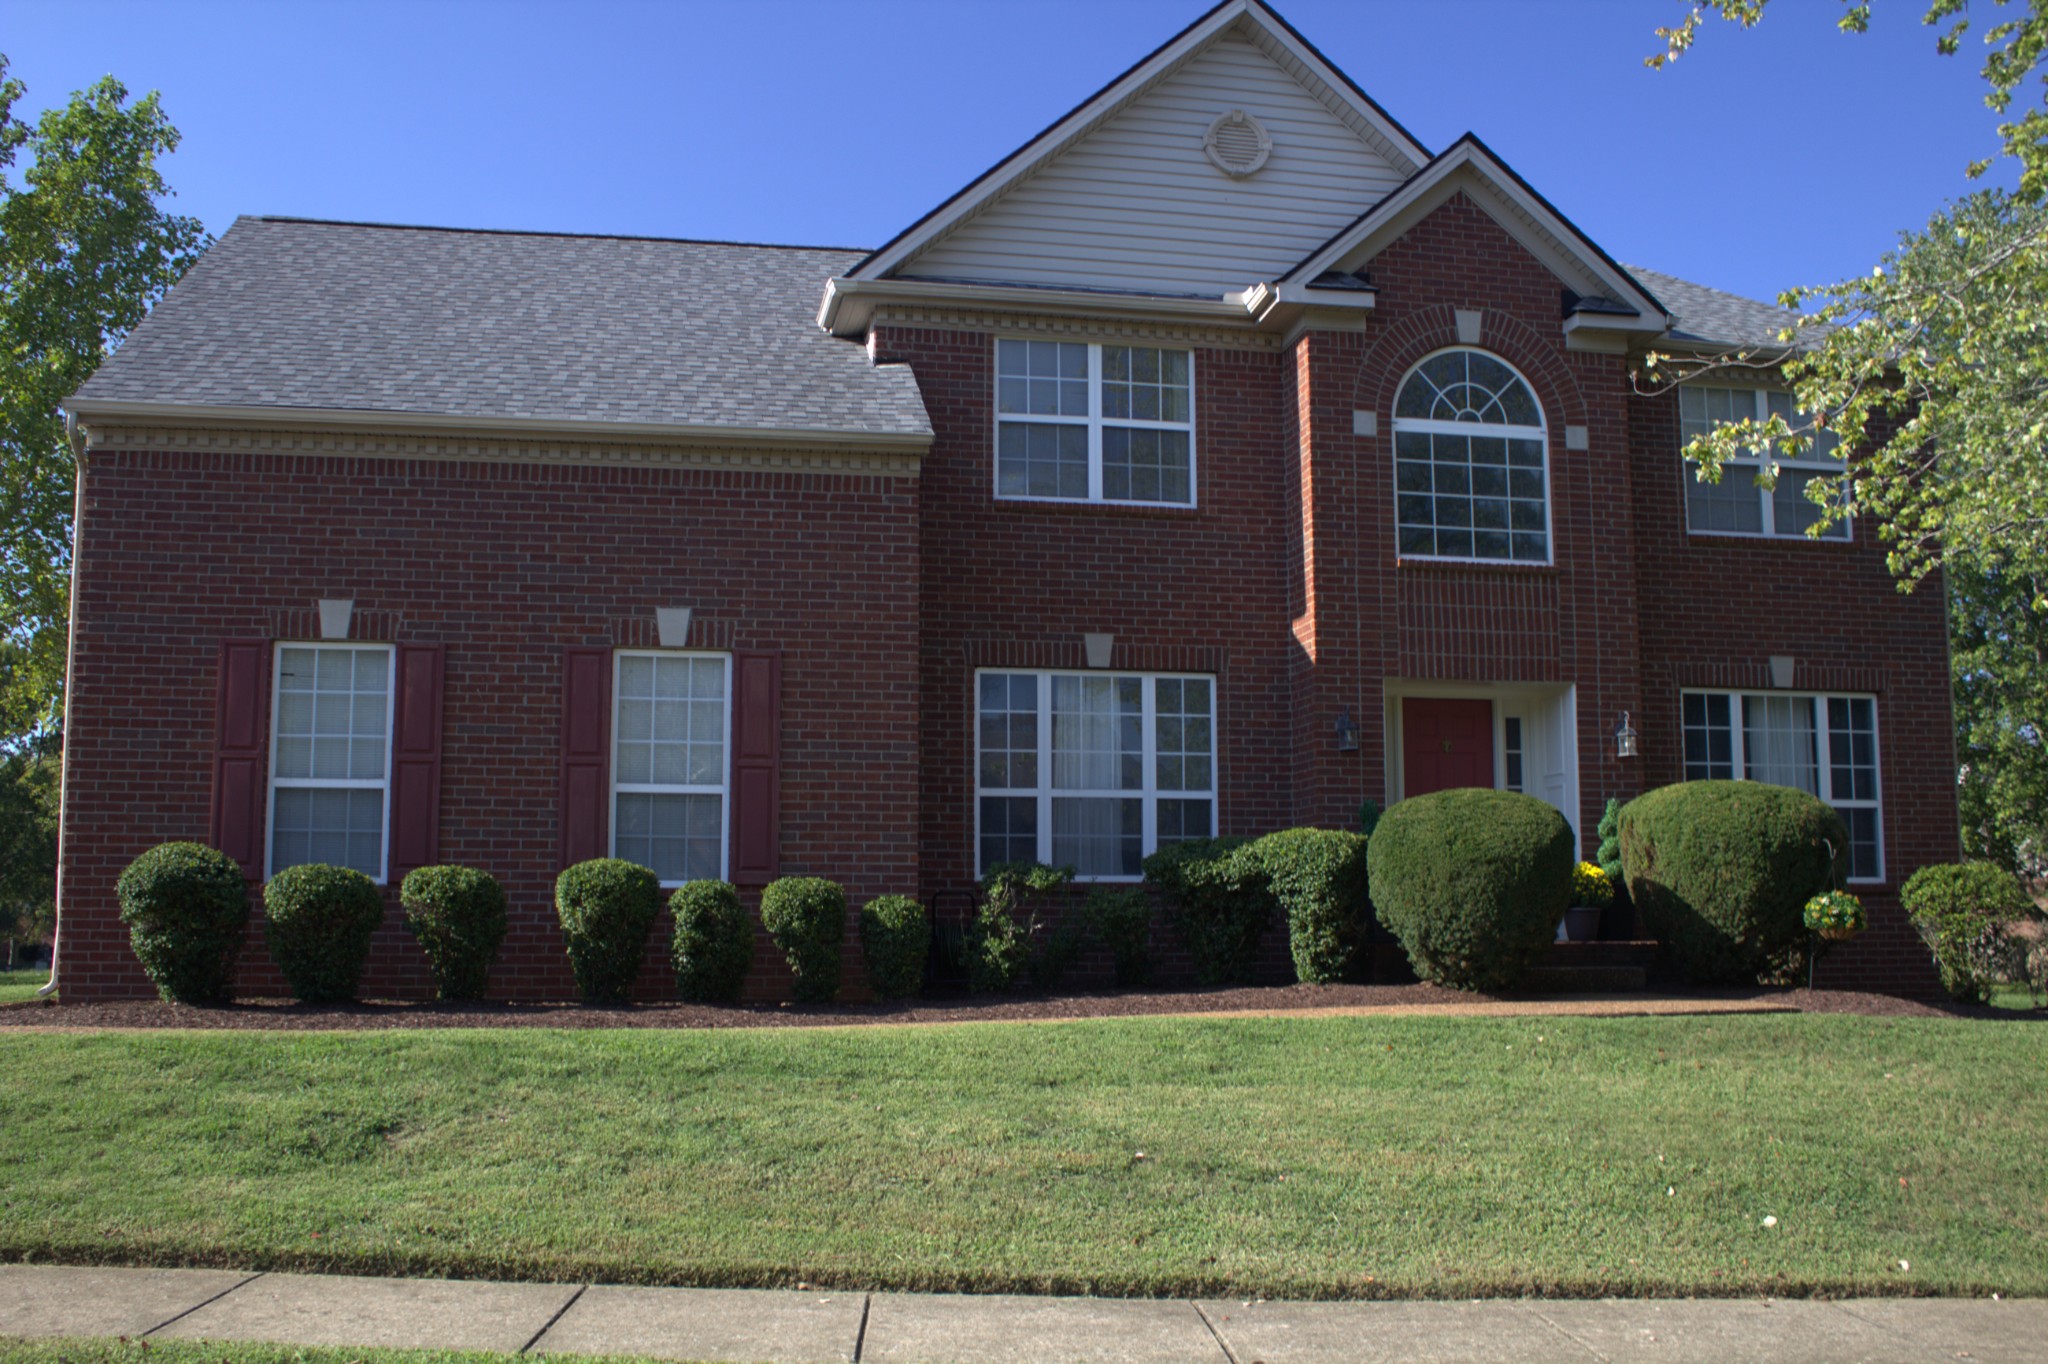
[[62, 397, 934, 453], [820, 275, 1266, 337]]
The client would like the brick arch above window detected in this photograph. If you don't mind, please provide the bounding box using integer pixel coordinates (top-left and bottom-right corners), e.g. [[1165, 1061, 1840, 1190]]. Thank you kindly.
[[1352, 305, 1587, 432]]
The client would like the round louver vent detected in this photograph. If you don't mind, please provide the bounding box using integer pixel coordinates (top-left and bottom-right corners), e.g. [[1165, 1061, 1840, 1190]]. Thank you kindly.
[[1203, 109, 1272, 178]]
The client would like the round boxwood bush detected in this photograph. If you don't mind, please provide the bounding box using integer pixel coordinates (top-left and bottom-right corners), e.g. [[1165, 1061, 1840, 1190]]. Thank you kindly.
[[264, 863, 386, 1004], [1901, 861, 2034, 1003], [1619, 780, 1848, 985], [1254, 828, 1370, 984], [1142, 837, 1274, 985], [1368, 788, 1574, 992], [115, 841, 250, 1004], [759, 876, 846, 1003], [1081, 886, 1155, 986], [860, 894, 928, 1000], [555, 858, 662, 1002], [399, 865, 507, 1000], [670, 879, 753, 1003]]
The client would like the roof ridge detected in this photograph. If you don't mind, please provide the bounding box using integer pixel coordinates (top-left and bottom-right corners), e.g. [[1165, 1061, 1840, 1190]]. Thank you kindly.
[[246, 215, 871, 254]]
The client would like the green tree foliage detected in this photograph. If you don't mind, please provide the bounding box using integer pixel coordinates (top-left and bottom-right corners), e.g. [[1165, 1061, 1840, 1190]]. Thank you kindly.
[[0, 746, 57, 961], [1, 58, 208, 741], [1951, 558, 2048, 877]]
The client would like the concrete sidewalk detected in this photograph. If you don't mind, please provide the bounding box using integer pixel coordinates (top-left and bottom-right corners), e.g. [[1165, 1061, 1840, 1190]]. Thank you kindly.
[[1, 1265, 2041, 1363]]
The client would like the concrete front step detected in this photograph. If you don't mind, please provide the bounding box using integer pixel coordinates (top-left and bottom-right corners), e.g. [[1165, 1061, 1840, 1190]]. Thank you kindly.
[[1527, 939, 1660, 993]]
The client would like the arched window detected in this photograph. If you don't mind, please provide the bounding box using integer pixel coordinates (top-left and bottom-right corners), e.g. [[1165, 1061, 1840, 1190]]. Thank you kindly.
[[1391, 349, 1550, 563]]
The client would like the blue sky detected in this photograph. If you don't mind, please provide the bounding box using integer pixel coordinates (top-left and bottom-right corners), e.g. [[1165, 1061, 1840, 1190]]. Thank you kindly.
[[3, 0, 2018, 303]]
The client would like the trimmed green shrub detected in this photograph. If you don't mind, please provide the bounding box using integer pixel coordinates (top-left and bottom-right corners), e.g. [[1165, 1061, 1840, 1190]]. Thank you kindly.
[[1082, 886, 1154, 986], [1143, 838, 1274, 985], [1595, 798, 1625, 882], [555, 858, 662, 1002], [1254, 828, 1370, 984], [1369, 789, 1574, 992], [670, 880, 753, 1004], [399, 865, 506, 1000], [264, 863, 386, 1004], [760, 876, 846, 1003], [115, 842, 249, 1004], [860, 894, 928, 1000], [967, 861, 1073, 993], [1619, 780, 1848, 985], [1901, 861, 2036, 1004]]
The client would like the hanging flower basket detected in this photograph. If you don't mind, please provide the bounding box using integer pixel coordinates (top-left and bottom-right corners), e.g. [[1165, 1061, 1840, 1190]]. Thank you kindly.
[[1804, 889, 1867, 940]]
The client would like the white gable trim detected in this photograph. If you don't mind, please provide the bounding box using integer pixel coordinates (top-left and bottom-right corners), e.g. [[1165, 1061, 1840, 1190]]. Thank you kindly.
[[845, 0, 1429, 285], [1282, 136, 1668, 328]]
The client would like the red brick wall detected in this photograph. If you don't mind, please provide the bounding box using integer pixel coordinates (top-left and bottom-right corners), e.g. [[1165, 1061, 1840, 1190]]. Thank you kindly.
[[56, 449, 921, 1001], [1628, 391, 1953, 994]]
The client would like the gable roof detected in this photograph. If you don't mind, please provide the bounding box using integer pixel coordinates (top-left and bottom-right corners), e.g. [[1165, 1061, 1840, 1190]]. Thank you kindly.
[[1624, 264, 1818, 351], [70, 216, 931, 446], [844, 0, 1430, 289], [1282, 134, 1668, 330]]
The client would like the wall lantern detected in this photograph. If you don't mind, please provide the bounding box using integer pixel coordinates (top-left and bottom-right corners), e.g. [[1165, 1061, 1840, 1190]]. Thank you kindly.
[[1613, 711, 1639, 760], [1335, 708, 1360, 753]]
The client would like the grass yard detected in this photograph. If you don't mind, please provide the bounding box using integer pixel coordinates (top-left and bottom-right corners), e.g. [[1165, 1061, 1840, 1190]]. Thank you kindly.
[[0, 1013, 2041, 1299], [0, 965, 51, 1006]]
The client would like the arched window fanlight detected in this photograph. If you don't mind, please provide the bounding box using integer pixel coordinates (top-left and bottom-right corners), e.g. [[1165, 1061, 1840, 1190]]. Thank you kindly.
[[1390, 349, 1550, 564]]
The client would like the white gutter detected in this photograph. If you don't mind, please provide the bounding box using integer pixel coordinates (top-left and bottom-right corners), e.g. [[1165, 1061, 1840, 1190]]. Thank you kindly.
[[820, 276, 1259, 338], [63, 399, 933, 453]]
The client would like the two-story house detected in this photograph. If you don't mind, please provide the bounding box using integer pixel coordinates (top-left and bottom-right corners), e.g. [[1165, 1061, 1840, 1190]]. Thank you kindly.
[[52, 0, 1954, 1000]]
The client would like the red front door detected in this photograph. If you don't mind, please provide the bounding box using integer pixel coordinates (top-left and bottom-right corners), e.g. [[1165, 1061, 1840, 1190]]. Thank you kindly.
[[1403, 697, 1495, 797]]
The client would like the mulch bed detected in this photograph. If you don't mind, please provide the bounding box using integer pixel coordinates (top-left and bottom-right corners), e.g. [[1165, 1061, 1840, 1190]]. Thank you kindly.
[[0, 981, 2025, 1031]]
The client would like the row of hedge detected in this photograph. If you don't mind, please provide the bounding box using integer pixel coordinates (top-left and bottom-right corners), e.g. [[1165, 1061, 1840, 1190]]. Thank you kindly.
[[114, 844, 931, 1007]]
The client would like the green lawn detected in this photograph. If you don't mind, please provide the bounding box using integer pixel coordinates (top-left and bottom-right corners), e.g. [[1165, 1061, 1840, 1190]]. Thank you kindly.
[[0, 964, 51, 1005], [0, 1014, 2041, 1299], [0, 1341, 678, 1364]]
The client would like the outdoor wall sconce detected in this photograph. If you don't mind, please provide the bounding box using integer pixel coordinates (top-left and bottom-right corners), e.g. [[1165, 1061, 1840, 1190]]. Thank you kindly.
[[1335, 708, 1360, 753], [1614, 711, 1639, 760]]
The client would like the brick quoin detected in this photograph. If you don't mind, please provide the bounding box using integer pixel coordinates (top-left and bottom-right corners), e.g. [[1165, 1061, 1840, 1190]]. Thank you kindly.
[[57, 190, 1953, 999]]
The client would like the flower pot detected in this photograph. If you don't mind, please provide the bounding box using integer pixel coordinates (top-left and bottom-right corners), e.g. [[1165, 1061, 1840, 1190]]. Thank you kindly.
[[1563, 906, 1602, 942], [1819, 925, 1860, 942]]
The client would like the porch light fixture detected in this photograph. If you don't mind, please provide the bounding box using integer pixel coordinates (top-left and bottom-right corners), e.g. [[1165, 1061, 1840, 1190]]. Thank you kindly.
[[1335, 708, 1360, 753], [1613, 711, 1639, 760]]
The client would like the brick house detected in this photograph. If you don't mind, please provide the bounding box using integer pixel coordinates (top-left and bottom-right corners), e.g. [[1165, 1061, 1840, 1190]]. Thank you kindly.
[[52, 0, 1952, 1000]]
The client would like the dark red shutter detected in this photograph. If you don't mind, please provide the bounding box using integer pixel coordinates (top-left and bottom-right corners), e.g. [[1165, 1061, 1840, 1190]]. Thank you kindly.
[[388, 644, 445, 879], [210, 639, 272, 880], [559, 647, 613, 868], [730, 651, 781, 885]]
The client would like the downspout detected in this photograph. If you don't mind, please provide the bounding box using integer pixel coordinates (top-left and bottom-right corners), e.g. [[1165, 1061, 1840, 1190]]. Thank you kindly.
[[36, 413, 87, 999]]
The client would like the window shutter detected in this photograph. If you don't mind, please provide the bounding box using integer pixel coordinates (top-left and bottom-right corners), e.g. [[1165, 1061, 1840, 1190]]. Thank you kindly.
[[388, 644, 445, 879], [210, 639, 272, 879], [730, 651, 781, 885], [559, 646, 613, 868]]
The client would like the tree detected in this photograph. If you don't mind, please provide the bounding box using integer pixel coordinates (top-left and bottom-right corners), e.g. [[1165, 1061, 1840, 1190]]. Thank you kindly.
[[0, 59, 207, 951], [1, 57, 208, 744], [1642, 3, 2048, 874]]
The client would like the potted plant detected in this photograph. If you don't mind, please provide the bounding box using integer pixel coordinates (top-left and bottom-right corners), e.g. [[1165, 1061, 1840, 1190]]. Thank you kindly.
[[1564, 861, 1612, 942], [1804, 889, 1866, 942]]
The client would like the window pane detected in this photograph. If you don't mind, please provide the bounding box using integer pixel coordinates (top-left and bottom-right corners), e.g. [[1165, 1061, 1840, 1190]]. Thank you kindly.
[[613, 792, 722, 883], [1773, 469, 1850, 539], [1394, 429, 1546, 561], [998, 421, 1088, 499], [979, 796, 1038, 875], [1683, 693, 1734, 779], [271, 786, 384, 878], [1102, 427, 1192, 505], [1828, 697, 1880, 803], [1395, 349, 1541, 427], [1157, 799, 1212, 846], [274, 646, 390, 787], [1156, 673, 1214, 793], [1743, 695, 1818, 793], [1051, 675, 1141, 790], [618, 655, 725, 791], [1686, 463, 1765, 534], [1839, 805, 1880, 880], [1052, 797, 1142, 877], [1101, 346, 1191, 425], [978, 672, 1038, 789]]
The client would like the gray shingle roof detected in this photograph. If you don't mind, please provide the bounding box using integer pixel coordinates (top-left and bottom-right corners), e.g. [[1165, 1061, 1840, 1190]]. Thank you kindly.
[[73, 216, 931, 441], [1624, 264, 1821, 351]]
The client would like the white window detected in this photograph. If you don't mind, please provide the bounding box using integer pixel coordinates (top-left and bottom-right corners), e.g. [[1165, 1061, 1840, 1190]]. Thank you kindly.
[[995, 339, 1195, 505], [611, 651, 730, 886], [1392, 349, 1550, 564], [1681, 690, 1883, 881], [1678, 386, 1848, 539], [976, 670, 1215, 879], [269, 643, 394, 881], [1502, 715, 1525, 793]]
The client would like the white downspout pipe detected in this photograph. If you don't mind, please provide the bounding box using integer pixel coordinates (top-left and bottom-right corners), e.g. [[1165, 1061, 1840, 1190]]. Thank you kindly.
[[36, 414, 87, 999]]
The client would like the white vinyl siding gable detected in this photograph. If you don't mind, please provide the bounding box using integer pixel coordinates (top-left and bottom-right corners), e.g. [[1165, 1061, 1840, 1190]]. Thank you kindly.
[[901, 33, 1410, 297]]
